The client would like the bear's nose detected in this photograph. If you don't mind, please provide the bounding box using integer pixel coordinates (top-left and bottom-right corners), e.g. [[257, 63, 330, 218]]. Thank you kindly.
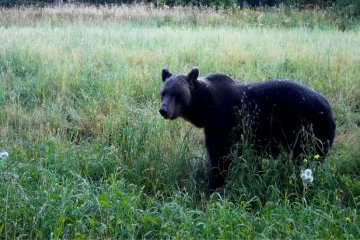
[[159, 108, 168, 118]]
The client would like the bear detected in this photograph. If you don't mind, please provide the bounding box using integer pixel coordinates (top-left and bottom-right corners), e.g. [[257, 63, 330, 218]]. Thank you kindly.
[[159, 68, 336, 192]]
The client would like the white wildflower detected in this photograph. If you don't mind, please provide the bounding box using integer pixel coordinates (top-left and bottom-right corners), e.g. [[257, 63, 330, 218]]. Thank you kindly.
[[300, 168, 314, 205], [300, 168, 314, 185], [0, 151, 9, 160]]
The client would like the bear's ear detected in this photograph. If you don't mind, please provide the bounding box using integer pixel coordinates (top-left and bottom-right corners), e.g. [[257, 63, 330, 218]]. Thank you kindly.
[[187, 67, 199, 82], [162, 69, 172, 82]]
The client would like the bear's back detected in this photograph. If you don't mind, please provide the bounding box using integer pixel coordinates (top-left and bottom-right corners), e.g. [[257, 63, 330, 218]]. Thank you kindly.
[[244, 80, 331, 109]]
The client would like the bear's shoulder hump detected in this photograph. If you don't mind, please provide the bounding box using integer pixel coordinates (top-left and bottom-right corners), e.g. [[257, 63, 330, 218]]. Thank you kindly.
[[205, 73, 235, 84]]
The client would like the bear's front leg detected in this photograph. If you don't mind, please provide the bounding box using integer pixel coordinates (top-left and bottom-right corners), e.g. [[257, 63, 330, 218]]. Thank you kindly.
[[208, 164, 225, 193], [206, 135, 232, 193]]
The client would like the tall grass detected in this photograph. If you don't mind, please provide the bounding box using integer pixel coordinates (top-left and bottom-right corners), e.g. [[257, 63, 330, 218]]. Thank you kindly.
[[0, 4, 359, 29], [0, 5, 359, 239]]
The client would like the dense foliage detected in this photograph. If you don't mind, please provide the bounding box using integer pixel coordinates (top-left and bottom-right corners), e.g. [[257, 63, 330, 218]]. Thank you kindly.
[[0, 0, 358, 12], [0, 0, 359, 24]]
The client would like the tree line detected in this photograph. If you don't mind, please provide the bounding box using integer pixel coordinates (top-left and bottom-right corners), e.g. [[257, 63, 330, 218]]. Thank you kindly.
[[0, 0, 359, 18]]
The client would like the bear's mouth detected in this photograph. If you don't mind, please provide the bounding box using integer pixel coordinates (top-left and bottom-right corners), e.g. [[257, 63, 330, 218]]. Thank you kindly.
[[159, 108, 171, 119], [159, 108, 177, 120]]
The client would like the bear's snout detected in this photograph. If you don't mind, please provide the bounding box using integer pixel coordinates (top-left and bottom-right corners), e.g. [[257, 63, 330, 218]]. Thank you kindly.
[[159, 107, 169, 119]]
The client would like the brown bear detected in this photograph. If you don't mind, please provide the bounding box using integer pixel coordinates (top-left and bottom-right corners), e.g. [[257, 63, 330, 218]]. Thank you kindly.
[[159, 68, 335, 192]]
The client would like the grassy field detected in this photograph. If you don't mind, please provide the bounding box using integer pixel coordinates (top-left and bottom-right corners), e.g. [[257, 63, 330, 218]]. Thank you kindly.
[[0, 4, 359, 239]]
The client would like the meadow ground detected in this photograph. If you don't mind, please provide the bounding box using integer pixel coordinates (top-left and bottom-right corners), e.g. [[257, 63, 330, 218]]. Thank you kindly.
[[0, 4, 359, 239]]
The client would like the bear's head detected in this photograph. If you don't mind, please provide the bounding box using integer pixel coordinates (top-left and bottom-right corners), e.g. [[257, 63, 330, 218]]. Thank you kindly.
[[159, 68, 199, 120]]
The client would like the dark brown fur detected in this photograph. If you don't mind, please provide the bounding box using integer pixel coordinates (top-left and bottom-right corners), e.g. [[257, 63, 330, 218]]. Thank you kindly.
[[160, 68, 335, 192]]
